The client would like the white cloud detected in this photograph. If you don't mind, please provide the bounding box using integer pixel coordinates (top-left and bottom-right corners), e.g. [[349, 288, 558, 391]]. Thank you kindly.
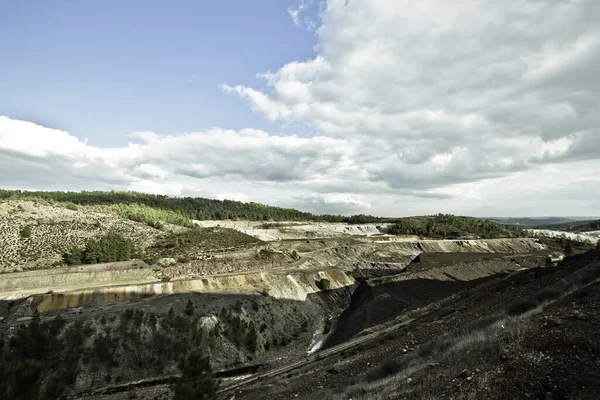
[[287, 0, 316, 29], [2, 0, 600, 216]]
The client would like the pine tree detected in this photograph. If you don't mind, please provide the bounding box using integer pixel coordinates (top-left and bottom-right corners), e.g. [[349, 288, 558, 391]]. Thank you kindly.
[[172, 348, 219, 400], [564, 240, 574, 257]]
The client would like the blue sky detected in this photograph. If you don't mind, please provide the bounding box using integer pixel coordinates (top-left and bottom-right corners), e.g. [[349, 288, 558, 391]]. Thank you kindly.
[[0, 0, 317, 145], [1, 0, 599, 216]]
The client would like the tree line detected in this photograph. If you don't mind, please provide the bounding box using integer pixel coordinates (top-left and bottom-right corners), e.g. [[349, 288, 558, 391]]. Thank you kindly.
[[0, 189, 387, 222], [387, 214, 527, 239]]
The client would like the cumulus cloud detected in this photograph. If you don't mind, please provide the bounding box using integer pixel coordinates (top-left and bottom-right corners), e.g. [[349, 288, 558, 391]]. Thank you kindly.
[[2, 0, 600, 216], [227, 0, 600, 192]]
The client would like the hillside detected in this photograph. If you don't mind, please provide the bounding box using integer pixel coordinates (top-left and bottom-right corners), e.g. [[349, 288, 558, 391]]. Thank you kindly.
[[536, 219, 600, 232], [0, 189, 333, 222], [486, 217, 579, 227], [0, 200, 168, 272]]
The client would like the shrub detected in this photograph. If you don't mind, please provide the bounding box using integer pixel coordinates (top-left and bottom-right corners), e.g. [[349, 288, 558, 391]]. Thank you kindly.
[[317, 278, 332, 291], [20, 225, 33, 238], [366, 359, 402, 382], [534, 288, 563, 303], [65, 202, 78, 210], [506, 298, 538, 316]]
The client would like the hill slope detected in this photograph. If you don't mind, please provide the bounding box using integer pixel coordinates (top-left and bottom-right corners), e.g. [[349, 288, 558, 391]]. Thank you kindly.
[[0, 200, 166, 272], [536, 219, 600, 232]]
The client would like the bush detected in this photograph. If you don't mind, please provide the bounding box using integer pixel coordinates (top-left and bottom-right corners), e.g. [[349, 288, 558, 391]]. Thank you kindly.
[[317, 278, 331, 291], [534, 288, 563, 303], [20, 225, 33, 238], [64, 202, 78, 210], [506, 298, 538, 316], [185, 300, 194, 316], [366, 359, 402, 382]]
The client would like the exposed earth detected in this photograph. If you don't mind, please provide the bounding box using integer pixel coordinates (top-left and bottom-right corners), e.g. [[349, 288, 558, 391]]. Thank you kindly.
[[0, 199, 598, 400]]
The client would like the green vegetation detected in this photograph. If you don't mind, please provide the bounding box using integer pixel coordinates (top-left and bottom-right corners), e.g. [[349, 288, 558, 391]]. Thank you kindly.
[[147, 227, 260, 259], [218, 306, 258, 352], [64, 233, 136, 265], [19, 224, 32, 238], [172, 348, 219, 400], [0, 312, 84, 400], [536, 218, 600, 232], [185, 300, 195, 316], [0, 189, 392, 223], [0, 189, 322, 221], [564, 240, 574, 257], [317, 278, 332, 291], [387, 214, 526, 239], [87, 203, 193, 228]]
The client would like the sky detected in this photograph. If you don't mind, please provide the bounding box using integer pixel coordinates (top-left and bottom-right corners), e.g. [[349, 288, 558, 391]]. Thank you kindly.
[[1, 0, 599, 217]]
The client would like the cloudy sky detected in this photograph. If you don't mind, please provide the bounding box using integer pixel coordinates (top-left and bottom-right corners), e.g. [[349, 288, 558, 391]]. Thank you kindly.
[[1, 0, 599, 217]]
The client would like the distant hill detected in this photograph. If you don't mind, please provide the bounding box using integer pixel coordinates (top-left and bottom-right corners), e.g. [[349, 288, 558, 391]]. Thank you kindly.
[[535, 219, 600, 232], [484, 217, 598, 227]]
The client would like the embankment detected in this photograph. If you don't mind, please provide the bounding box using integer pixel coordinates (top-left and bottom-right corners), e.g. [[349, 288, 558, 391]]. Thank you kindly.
[[35, 268, 355, 312]]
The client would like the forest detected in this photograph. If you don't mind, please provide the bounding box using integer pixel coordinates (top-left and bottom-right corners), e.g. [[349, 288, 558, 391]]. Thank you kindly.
[[0, 189, 386, 223], [387, 214, 527, 239], [1, 190, 525, 239]]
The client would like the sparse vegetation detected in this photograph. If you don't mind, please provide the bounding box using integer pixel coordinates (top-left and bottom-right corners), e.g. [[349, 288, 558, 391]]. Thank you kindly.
[[505, 297, 538, 316], [0, 200, 163, 272], [172, 348, 219, 400]]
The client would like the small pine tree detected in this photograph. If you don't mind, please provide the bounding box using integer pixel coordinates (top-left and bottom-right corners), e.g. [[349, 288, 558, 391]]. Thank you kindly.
[[172, 348, 219, 400], [245, 323, 258, 353], [185, 300, 194, 316], [564, 240, 574, 257]]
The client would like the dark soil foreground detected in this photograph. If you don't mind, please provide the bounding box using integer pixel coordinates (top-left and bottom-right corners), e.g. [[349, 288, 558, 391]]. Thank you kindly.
[[230, 249, 600, 400]]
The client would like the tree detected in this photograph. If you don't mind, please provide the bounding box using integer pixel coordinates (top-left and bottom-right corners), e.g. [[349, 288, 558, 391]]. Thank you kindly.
[[64, 246, 83, 265], [184, 300, 194, 316], [172, 348, 219, 400], [564, 240, 574, 257]]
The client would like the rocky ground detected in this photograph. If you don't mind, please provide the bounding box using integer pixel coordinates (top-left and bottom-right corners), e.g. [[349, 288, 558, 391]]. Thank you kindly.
[[3, 202, 595, 400], [228, 248, 600, 400]]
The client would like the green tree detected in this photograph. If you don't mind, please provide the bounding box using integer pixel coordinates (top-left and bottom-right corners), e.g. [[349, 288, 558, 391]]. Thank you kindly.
[[564, 240, 574, 257], [172, 348, 219, 400], [184, 300, 194, 316], [245, 323, 258, 353], [64, 246, 83, 265]]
